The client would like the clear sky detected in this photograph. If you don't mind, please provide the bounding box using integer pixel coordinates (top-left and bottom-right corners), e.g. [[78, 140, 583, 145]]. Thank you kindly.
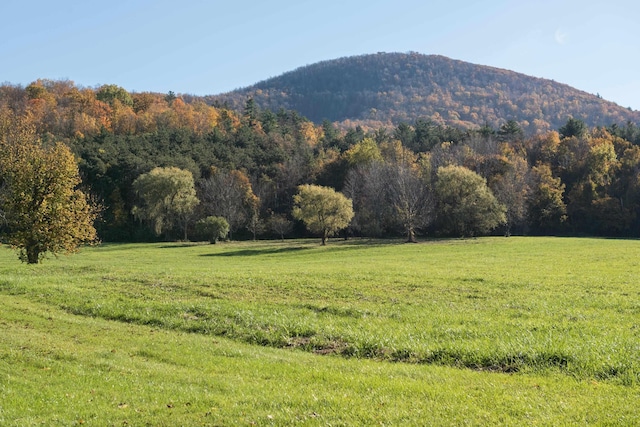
[[2, 0, 639, 110]]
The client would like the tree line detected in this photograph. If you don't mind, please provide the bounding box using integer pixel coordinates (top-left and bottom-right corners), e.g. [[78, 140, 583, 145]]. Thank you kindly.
[[3, 80, 640, 262]]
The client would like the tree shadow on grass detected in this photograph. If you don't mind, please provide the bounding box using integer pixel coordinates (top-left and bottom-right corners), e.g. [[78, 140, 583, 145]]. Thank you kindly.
[[200, 246, 311, 257], [199, 238, 409, 257], [159, 243, 207, 249]]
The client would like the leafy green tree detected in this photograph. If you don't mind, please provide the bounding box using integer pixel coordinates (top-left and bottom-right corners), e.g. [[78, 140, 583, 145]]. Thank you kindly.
[[260, 109, 278, 134], [477, 122, 497, 138], [343, 137, 382, 167], [243, 97, 258, 127], [343, 126, 366, 150], [132, 167, 199, 240], [292, 184, 354, 245], [413, 118, 441, 151], [435, 165, 506, 237], [0, 124, 97, 263], [321, 119, 342, 149], [195, 216, 229, 244], [566, 134, 625, 234], [96, 84, 134, 107], [164, 91, 177, 105]]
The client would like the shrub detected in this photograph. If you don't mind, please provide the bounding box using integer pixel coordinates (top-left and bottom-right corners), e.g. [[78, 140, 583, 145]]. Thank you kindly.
[[195, 216, 229, 243]]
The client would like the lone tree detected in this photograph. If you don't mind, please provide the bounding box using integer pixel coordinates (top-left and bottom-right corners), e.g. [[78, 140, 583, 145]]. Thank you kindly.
[[0, 132, 97, 263], [132, 167, 199, 240], [292, 184, 354, 245]]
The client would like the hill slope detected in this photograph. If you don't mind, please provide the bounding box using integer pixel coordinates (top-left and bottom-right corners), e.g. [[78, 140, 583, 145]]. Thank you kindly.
[[209, 52, 640, 132]]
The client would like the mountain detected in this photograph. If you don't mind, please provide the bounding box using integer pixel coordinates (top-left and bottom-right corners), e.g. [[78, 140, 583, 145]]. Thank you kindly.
[[208, 52, 640, 133]]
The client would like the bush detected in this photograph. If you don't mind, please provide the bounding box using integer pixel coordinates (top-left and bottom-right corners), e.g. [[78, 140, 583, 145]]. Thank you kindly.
[[195, 216, 229, 244]]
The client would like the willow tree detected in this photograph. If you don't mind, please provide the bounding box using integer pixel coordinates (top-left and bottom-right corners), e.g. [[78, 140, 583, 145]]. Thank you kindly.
[[0, 125, 98, 263], [292, 184, 354, 245], [132, 167, 199, 240]]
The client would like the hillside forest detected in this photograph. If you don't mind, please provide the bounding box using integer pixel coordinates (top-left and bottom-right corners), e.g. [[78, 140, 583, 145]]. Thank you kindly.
[[210, 53, 640, 133], [3, 79, 640, 244]]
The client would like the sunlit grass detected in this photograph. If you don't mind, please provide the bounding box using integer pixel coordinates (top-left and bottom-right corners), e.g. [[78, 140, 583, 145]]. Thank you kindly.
[[1, 237, 639, 424], [2, 294, 639, 426]]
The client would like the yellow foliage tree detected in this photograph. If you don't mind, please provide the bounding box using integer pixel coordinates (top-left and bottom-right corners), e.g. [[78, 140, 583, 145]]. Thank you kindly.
[[0, 117, 98, 263], [292, 184, 354, 245], [343, 137, 382, 167]]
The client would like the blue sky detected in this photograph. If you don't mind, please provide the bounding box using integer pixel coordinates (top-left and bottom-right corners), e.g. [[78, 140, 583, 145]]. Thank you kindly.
[[2, 0, 639, 110]]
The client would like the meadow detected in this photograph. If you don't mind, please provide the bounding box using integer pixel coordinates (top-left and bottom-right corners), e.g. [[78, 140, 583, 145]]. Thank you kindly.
[[0, 236, 638, 425]]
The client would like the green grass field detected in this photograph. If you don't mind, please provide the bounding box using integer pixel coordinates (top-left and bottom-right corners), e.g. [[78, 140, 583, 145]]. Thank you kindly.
[[1, 237, 639, 425]]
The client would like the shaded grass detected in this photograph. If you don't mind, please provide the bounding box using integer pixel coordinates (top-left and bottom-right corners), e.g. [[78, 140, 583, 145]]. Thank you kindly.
[[203, 246, 311, 257]]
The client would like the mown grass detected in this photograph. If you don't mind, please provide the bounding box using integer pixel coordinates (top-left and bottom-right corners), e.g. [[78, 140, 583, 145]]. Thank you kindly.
[[1, 237, 639, 424]]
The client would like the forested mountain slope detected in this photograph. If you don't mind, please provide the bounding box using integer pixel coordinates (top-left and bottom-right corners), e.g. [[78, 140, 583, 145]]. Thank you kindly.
[[209, 52, 640, 133]]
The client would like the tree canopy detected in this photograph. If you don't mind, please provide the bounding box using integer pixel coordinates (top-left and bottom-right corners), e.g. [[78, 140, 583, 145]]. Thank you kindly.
[[2, 79, 640, 243], [435, 165, 506, 237], [0, 124, 97, 263], [292, 184, 354, 245], [132, 167, 199, 240], [195, 216, 229, 244]]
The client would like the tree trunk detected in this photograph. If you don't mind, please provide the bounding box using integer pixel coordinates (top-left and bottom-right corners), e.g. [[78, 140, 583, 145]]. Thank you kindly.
[[504, 221, 512, 237], [26, 246, 40, 264], [321, 231, 327, 245], [406, 228, 417, 243]]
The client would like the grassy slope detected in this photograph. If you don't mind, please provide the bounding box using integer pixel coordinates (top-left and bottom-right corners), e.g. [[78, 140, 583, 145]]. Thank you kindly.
[[1, 237, 639, 425]]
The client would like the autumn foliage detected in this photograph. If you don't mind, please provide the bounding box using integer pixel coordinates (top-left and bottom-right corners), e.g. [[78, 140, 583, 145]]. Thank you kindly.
[[210, 53, 640, 134], [2, 77, 640, 245], [0, 113, 97, 263]]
